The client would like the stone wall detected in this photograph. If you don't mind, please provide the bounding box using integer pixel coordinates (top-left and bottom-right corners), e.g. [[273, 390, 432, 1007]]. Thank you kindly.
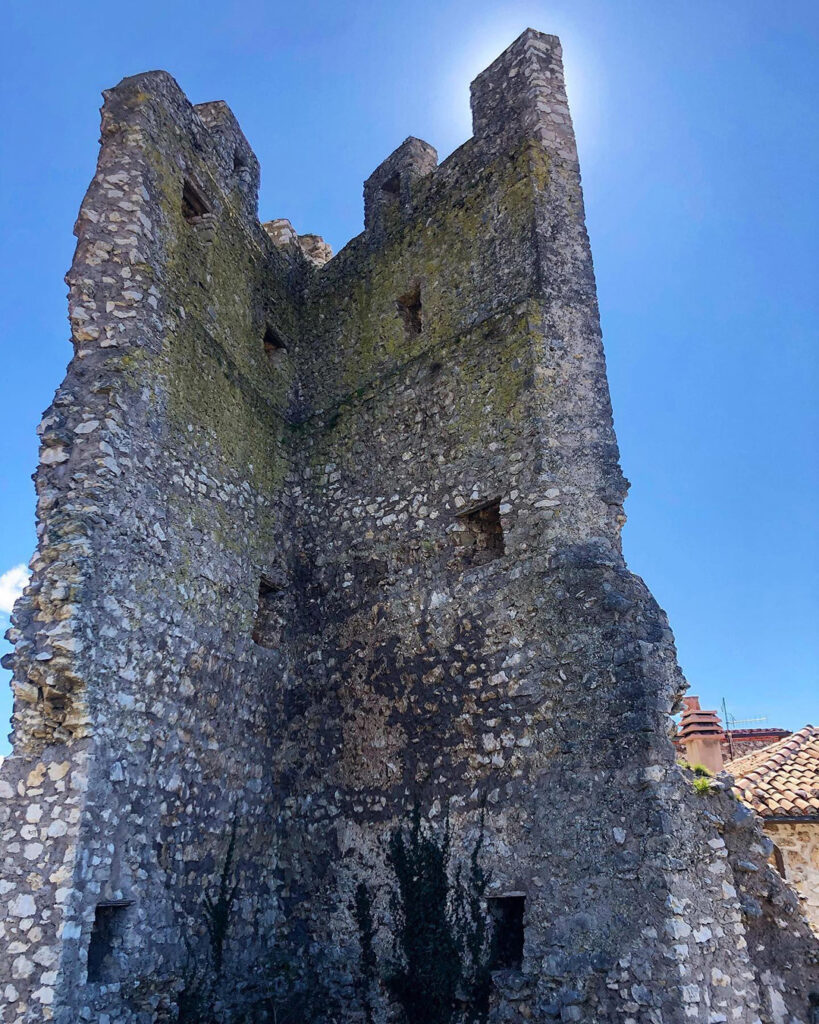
[[768, 821, 819, 935], [0, 71, 308, 1022], [724, 730, 792, 762], [1, 27, 818, 1024]]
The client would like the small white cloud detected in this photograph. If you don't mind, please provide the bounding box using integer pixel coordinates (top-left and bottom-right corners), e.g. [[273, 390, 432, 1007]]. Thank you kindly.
[[0, 565, 30, 616]]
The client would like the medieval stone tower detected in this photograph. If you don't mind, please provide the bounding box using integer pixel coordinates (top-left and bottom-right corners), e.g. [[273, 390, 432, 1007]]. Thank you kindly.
[[0, 29, 816, 1024]]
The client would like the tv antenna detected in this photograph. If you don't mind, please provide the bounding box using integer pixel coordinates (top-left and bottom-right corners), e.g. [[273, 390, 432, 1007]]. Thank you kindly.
[[721, 698, 768, 760]]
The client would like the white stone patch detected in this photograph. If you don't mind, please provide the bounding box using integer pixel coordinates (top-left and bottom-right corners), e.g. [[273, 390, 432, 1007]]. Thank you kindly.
[[74, 420, 100, 434], [9, 894, 35, 918], [40, 446, 69, 465]]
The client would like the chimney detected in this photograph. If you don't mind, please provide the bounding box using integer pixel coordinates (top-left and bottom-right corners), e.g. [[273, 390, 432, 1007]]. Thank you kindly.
[[678, 696, 724, 775]]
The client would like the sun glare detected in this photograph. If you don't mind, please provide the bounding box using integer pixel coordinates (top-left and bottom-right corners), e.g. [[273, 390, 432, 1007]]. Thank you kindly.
[[436, 12, 600, 161]]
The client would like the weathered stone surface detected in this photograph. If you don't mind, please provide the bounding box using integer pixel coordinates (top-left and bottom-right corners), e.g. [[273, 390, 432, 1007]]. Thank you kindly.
[[0, 27, 817, 1024], [766, 821, 819, 934]]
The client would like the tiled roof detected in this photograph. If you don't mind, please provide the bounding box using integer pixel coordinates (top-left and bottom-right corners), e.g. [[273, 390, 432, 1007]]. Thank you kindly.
[[729, 725, 819, 819], [727, 728, 791, 741]]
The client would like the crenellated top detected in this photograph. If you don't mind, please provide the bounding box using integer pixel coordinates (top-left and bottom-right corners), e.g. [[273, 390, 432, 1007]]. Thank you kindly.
[[193, 99, 260, 219], [103, 29, 579, 259], [101, 71, 263, 229], [363, 136, 438, 239], [470, 28, 577, 164], [358, 29, 577, 244], [263, 218, 333, 267]]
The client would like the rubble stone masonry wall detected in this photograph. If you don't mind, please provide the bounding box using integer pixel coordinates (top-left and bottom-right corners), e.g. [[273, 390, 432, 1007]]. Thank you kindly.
[[1, 28, 817, 1024], [767, 822, 819, 935]]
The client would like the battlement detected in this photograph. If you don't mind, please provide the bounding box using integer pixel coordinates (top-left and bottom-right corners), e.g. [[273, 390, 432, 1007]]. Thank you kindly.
[[471, 29, 576, 161], [98, 70, 265, 245], [363, 136, 438, 236], [95, 31, 577, 271], [262, 217, 333, 266]]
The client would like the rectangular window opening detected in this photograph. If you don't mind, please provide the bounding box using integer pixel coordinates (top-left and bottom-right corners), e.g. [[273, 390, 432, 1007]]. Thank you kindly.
[[87, 899, 133, 984], [488, 894, 525, 971], [263, 325, 287, 364], [396, 284, 422, 338], [182, 179, 210, 223], [253, 576, 285, 648], [380, 171, 401, 198], [456, 497, 505, 566]]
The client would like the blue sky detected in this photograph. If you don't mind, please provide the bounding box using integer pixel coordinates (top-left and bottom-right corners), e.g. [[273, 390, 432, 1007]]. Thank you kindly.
[[1, 0, 817, 752]]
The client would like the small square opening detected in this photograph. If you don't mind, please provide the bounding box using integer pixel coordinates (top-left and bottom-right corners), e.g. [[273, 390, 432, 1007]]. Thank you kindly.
[[87, 900, 133, 983], [396, 285, 422, 338], [456, 497, 504, 567], [263, 325, 287, 365], [253, 576, 285, 648], [488, 895, 525, 970], [380, 171, 401, 198], [182, 179, 210, 223]]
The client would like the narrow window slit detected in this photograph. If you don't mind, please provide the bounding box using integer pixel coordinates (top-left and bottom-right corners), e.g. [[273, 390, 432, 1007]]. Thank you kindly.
[[87, 899, 133, 983], [772, 844, 786, 879], [488, 894, 525, 970], [456, 497, 505, 566], [396, 284, 422, 338], [253, 576, 285, 648], [182, 179, 210, 223]]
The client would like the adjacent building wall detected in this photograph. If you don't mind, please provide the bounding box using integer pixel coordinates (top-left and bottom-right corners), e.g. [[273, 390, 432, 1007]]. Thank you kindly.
[[725, 730, 793, 762], [768, 821, 819, 934]]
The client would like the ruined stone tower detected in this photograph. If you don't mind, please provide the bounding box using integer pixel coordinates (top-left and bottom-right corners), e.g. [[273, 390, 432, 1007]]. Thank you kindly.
[[1, 29, 817, 1024]]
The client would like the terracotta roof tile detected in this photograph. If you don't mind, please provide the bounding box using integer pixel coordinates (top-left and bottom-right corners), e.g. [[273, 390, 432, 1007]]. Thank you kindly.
[[728, 725, 819, 819]]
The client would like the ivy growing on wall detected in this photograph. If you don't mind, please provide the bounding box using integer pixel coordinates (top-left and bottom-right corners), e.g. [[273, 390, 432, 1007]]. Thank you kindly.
[[175, 803, 495, 1024], [356, 800, 494, 1024]]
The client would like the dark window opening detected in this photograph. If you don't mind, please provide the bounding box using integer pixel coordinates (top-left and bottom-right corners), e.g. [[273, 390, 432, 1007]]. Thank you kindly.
[[380, 171, 401, 198], [87, 900, 133, 983], [253, 576, 286, 648], [182, 179, 210, 223], [772, 844, 786, 879], [456, 497, 505, 566], [263, 325, 287, 364], [489, 895, 525, 970], [233, 149, 248, 172], [396, 285, 422, 338]]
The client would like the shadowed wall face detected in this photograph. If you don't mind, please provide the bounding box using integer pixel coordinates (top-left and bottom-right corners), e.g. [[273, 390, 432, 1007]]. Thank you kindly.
[[0, 28, 817, 1024]]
